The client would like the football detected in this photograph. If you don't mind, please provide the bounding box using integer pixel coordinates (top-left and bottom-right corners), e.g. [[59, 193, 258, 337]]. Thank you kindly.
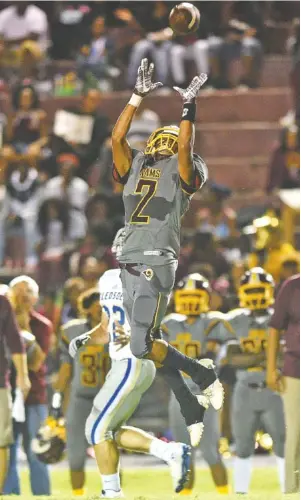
[[169, 2, 200, 35]]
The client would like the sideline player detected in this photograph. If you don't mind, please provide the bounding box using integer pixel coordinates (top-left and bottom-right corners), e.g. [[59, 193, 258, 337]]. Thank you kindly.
[[162, 274, 230, 495], [69, 232, 193, 498], [219, 268, 285, 494], [52, 288, 108, 496], [111, 58, 223, 437]]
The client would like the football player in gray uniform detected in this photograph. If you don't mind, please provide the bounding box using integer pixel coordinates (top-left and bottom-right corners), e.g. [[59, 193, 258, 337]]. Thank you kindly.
[[52, 288, 108, 496], [162, 274, 230, 495], [112, 58, 223, 445], [218, 267, 285, 494]]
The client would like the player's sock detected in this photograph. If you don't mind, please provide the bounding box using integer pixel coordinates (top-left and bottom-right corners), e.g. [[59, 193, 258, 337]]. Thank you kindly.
[[102, 473, 121, 494], [149, 438, 180, 463], [216, 484, 230, 494], [163, 344, 216, 390], [158, 366, 206, 425], [276, 456, 285, 493], [233, 457, 252, 493]]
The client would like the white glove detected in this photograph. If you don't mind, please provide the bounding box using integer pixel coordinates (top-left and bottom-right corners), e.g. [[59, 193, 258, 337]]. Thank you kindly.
[[173, 73, 208, 102], [69, 332, 91, 358], [134, 58, 163, 97]]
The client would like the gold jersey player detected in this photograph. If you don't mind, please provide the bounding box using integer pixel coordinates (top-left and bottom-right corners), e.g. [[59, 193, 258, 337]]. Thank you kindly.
[[112, 58, 223, 443]]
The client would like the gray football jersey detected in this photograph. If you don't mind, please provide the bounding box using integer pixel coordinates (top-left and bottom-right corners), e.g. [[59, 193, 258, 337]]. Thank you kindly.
[[60, 319, 110, 399], [161, 312, 232, 390], [220, 308, 273, 384], [119, 150, 207, 265]]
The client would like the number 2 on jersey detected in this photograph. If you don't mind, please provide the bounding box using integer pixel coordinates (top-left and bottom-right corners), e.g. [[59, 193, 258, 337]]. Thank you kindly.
[[103, 304, 125, 341], [131, 179, 158, 224]]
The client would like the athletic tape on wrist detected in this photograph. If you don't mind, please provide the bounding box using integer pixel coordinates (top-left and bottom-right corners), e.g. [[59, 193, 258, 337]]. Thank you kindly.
[[181, 101, 196, 122], [129, 93, 143, 107]]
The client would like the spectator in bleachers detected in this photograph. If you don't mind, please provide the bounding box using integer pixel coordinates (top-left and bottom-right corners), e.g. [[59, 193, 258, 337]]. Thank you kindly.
[[0, 162, 42, 269], [77, 15, 116, 82], [80, 255, 109, 290], [196, 182, 238, 242], [189, 230, 231, 279], [170, 7, 211, 88], [126, 2, 173, 89], [36, 198, 87, 294], [210, 2, 264, 89], [127, 102, 161, 150], [43, 153, 89, 212], [2, 83, 48, 170], [266, 118, 300, 192], [52, 87, 110, 179], [0, 2, 49, 79], [60, 277, 85, 325]]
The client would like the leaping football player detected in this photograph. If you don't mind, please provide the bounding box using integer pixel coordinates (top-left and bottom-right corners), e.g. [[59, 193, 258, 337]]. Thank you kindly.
[[111, 58, 223, 445], [162, 274, 231, 495], [69, 229, 195, 499]]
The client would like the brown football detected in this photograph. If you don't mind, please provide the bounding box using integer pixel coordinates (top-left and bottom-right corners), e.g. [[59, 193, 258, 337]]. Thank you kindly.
[[169, 3, 200, 35]]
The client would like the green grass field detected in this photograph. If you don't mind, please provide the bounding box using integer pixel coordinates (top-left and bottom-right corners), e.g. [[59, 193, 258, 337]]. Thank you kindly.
[[1, 467, 298, 500]]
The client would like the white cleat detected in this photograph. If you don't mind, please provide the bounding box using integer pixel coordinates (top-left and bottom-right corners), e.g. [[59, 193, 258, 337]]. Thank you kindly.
[[101, 490, 124, 498], [188, 421, 204, 447], [169, 443, 192, 493], [203, 379, 224, 410]]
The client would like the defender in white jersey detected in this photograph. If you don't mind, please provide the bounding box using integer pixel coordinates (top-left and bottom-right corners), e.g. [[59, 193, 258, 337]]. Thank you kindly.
[[69, 231, 192, 499]]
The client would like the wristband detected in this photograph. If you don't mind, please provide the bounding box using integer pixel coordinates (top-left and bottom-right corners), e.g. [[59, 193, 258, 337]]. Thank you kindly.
[[129, 93, 143, 108], [181, 101, 196, 122]]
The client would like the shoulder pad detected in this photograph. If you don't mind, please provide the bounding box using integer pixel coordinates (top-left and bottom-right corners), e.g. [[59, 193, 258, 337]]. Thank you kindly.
[[206, 311, 228, 321], [62, 319, 87, 332], [162, 313, 187, 324], [225, 308, 250, 320], [205, 313, 235, 337]]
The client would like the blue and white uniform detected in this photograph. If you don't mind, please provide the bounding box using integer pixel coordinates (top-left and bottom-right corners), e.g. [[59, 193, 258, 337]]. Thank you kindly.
[[85, 269, 156, 445]]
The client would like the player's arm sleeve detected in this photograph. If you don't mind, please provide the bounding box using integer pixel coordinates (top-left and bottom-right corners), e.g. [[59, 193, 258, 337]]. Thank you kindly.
[[180, 154, 208, 196], [112, 148, 141, 185]]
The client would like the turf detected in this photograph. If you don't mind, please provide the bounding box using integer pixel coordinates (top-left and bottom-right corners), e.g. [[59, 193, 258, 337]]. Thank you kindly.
[[1, 467, 298, 500]]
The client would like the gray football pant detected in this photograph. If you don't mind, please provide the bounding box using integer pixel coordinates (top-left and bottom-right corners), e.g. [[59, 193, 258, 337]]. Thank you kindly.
[[120, 262, 177, 358], [66, 395, 93, 470], [232, 381, 285, 458], [169, 390, 222, 466]]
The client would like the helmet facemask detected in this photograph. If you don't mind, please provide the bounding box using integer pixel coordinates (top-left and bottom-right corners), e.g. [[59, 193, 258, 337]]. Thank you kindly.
[[145, 126, 179, 158], [174, 289, 210, 316], [174, 273, 211, 316], [239, 268, 275, 311]]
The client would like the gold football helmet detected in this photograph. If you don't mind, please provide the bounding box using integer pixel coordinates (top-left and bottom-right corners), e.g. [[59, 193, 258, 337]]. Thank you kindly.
[[174, 273, 211, 316], [239, 267, 275, 310], [145, 125, 179, 157]]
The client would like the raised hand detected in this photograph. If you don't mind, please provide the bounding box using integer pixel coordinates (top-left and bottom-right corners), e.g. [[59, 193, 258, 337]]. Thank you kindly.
[[173, 73, 208, 102], [134, 58, 163, 97]]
